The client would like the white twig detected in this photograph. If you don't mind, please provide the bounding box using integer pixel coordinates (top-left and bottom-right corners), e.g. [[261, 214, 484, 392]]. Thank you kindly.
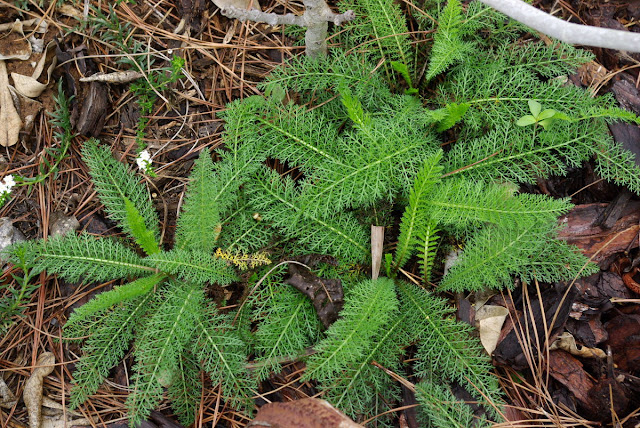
[[221, 0, 355, 57], [479, 0, 640, 53]]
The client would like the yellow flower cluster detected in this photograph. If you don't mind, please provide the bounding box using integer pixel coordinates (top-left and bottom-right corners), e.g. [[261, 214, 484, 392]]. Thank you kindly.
[[214, 248, 271, 270]]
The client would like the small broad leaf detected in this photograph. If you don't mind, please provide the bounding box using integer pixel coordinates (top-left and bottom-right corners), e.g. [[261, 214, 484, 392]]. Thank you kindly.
[[538, 118, 555, 130], [537, 109, 557, 120], [515, 115, 536, 127], [527, 100, 542, 118]]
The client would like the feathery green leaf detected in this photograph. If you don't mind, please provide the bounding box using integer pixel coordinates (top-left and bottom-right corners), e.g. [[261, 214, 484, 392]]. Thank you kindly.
[[66, 274, 165, 329], [147, 249, 237, 286], [24, 234, 153, 283], [125, 198, 160, 255], [304, 278, 398, 381], [81, 139, 159, 244], [175, 148, 222, 252]]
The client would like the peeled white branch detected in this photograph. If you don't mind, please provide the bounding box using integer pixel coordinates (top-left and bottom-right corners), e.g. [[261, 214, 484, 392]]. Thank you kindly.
[[479, 0, 640, 53], [221, 0, 355, 57]]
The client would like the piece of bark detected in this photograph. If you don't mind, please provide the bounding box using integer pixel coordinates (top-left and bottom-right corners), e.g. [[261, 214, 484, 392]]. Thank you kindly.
[[493, 284, 577, 370], [593, 188, 632, 230], [286, 263, 343, 328], [574, 271, 633, 301], [558, 201, 640, 268], [149, 411, 183, 428], [548, 350, 595, 408], [566, 317, 608, 348], [587, 378, 629, 421], [609, 121, 640, 170], [247, 398, 363, 428], [605, 313, 640, 372], [612, 75, 640, 115], [75, 81, 108, 137], [400, 384, 419, 428]]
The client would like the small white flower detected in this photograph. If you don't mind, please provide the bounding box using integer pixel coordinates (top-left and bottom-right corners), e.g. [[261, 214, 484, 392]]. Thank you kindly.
[[0, 175, 15, 195], [136, 150, 152, 171]]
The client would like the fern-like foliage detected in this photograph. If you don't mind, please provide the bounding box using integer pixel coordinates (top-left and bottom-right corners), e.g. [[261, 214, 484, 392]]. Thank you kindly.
[[6, 141, 270, 425], [10, 234, 153, 282], [253, 284, 322, 381], [398, 283, 502, 414], [124, 198, 160, 255], [415, 379, 489, 428], [339, 0, 412, 71], [67, 293, 155, 409], [174, 148, 222, 252], [439, 222, 598, 291], [247, 167, 369, 263], [191, 308, 254, 410], [65, 274, 165, 329], [8, 2, 640, 425], [81, 139, 160, 243], [394, 151, 443, 270], [425, 0, 473, 81], [146, 249, 237, 285], [127, 281, 204, 425], [304, 278, 399, 381]]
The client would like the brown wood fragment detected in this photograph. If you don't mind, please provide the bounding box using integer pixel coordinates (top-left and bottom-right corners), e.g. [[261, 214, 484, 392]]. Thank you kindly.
[[247, 398, 363, 428], [558, 201, 640, 268], [593, 188, 632, 230], [548, 350, 595, 407], [75, 81, 108, 137], [286, 263, 343, 328]]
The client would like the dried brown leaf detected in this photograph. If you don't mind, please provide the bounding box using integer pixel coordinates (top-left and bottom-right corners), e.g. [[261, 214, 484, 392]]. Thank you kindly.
[[23, 352, 55, 428], [0, 61, 22, 147]]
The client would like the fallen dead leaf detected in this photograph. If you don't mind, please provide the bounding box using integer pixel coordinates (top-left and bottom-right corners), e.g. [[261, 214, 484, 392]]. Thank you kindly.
[[248, 398, 363, 428], [0, 377, 17, 409], [23, 352, 55, 428], [549, 331, 606, 359], [476, 304, 508, 355], [0, 61, 22, 147], [11, 40, 56, 99]]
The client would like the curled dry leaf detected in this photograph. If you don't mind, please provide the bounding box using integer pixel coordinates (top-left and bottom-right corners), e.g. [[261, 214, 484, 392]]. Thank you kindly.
[[23, 352, 55, 428], [11, 40, 57, 99], [41, 414, 91, 428], [79, 70, 144, 84], [212, 0, 260, 11], [0, 61, 22, 147], [0, 377, 17, 409], [550, 331, 606, 359], [286, 263, 343, 328]]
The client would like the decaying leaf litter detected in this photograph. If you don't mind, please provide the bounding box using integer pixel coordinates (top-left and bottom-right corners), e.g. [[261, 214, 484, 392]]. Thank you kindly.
[[1, 0, 640, 426]]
